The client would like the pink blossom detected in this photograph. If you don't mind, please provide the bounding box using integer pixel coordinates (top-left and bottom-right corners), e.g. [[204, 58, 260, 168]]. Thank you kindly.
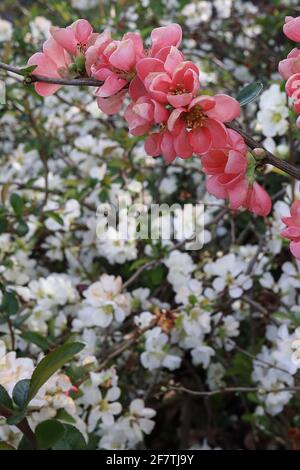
[[50, 19, 96, 56], [89, 32, 145, 114], [285, 73, 300, 113], [279, 49, 300, 80], [244, 182, 272, 217], [144, 129, 176, 163], [150, 24, 182, 57], [124, 96, 169, 136], [283, 16, 300, 43], [28, 37, 71, 96], [137, 51, 200, 108], [167, 95, 240, 157], [281, 201, 300, 259]]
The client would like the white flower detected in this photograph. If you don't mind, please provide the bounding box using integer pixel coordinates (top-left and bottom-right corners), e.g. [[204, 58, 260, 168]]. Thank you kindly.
[[73, 274, 131, 330], [191, 345, 215, 368], [257, 84, 289, 138], [0, 351, 34, 396], [141, 327, 182, 371], [88, 387, 122, 431], [0, 19, 13, 42]]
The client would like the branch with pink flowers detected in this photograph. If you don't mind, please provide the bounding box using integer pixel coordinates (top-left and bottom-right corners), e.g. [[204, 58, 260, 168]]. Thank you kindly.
[[2, 17, 300, 258]]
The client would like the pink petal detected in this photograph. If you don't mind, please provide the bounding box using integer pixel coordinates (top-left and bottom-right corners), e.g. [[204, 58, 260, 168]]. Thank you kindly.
[[247, 182, 272, 217], [144, 133, 163, 156], [206, 175, 227, 199], [72, 19, 93, 44], [167, 108, 186, 132], [152, 100, 169, 123], [167, 92, 193, 108], [136, 58, 165, 81], [286, 73, 300, 97], [109, 39, 136, 71], [290, 241, 300, 259], [201, 150, 227, 174], [34, 82, 61, 96], [281, 226, 300, 239], [123, 32, 144, 58], [151, 24, 182, 56], [128, 76, 147, 101], [96, 90, 126, 115], [225, 150, 247, 175], [189, 127, 212, 155], [206, 94, 241, 122], [228, 178, 248, 209], [189, 95, 215, 112], [95, 75, 127, 98], [283, 16, 300, 42], [161, 131, 176, 162], [174, 128, 193, 159], [205, 119, 228, 149], [164, 46, 184, 75], [50, 26, 77, 55]]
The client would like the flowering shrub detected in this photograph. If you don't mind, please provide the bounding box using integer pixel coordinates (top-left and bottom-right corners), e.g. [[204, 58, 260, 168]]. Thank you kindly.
[[1, 0, 300, 451]]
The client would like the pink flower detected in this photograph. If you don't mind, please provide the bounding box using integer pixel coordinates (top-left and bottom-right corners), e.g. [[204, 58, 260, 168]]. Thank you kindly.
[[201, 129, 247, 175], [50, 19, 96, 56], [144, 129, 176, 163], [28, 37, 71, 96], [202, 129, 271, 216], [124, 96, 169, 136], [283, 16, 300, 43], [279, 48, 300, 80], [167, 95, 240, 157], [281, 200, 300, 259], [89, 32, 145, 114], [137, 50, 200, 108], [244, 182, 272, 217], [285, 73, 300, 113], [150, 24, 182, 57]]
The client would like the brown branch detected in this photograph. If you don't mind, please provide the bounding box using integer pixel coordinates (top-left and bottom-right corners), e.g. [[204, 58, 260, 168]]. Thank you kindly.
[[168, 385, 300, 397], [0, 61, 103, 87], [0, 403, 37, 449], [227, 123, 300, 180]]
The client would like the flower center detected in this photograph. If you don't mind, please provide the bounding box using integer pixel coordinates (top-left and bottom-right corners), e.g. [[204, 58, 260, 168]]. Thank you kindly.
[[184, 106, 207, 129], [169, 84, 187, 95]]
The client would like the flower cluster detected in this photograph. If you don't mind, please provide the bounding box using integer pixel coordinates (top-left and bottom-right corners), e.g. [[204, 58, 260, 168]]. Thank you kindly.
[[28, 19, 272, 216], [279, 16, 300, 128]]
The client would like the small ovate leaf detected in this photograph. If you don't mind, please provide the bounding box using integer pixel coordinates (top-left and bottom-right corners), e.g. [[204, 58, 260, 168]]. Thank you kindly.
[[52, 424, 87, 450], [0, 385, 13, 409], [236, 81, 264, 106], [10, 193, 25, 217], [36, 419, 65, 450], [6, 410, 26, 426], [18, 65, 37, 77], [12, 379, 30, 410], [21, 331, 50, 351], [45, 211, 64, 226], [16, 219, 29, 237], [0, 441, 16, 450], [1, 291, 19, 316], [27, 342, 84, 403]]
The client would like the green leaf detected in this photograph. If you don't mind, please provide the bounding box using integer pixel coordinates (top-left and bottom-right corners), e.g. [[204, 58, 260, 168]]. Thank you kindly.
[[6, 410, 26, 426], [45, 211, 64, 226], [236, 81, 264, 106], [21, 331, 51, 351], [12, 379, 30, 410], [0, 441, 16, 450], [1, 291, 19, 316], [27, 342, 84, 403], [56, 408, 76, 424], [10, 193, 25, 217], [52, 424, 87, 450], [0, 385, 13, 409], [36, 420, 65, 450], [18, 65, 37, 77], [16, 219, 29, 237]]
